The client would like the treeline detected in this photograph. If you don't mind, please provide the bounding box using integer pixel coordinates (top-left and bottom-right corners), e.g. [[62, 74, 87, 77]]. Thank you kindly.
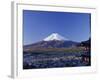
[[77, 38, 91, 48]]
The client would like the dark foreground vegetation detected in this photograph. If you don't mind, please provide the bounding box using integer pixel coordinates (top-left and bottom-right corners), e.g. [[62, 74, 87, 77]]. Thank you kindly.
[[23, 47, 90, 69]]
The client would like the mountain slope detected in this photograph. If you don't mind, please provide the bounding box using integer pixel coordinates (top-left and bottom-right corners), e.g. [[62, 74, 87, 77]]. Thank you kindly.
[[24, 40, 78, 51], [23, 33, 79, 51]]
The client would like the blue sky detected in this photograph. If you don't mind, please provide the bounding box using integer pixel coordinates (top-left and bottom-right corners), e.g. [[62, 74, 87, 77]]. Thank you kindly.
[[23, 10, 91, 45]]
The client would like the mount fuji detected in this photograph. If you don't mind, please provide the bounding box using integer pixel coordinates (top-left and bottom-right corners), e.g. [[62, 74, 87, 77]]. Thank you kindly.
[[43, 33, 68, 41], [24, 33, 79, 51]]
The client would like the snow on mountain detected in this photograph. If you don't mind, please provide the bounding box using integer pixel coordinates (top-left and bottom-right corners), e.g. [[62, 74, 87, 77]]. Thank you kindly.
[[43, 33, 68, 41]]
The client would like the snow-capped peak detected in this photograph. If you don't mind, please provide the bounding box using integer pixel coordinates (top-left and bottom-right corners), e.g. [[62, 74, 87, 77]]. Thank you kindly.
[[43, 33, 68, 41]]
